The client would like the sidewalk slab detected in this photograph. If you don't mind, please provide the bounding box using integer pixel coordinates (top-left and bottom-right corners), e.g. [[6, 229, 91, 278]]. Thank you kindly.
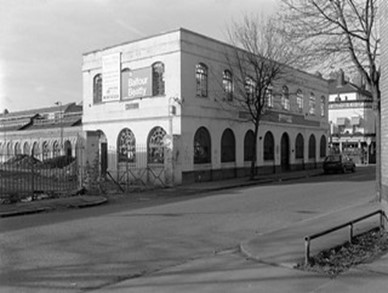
[[93, 253, 329, 293], [241, 200, 383, 268], [0, 195, 107, 218]]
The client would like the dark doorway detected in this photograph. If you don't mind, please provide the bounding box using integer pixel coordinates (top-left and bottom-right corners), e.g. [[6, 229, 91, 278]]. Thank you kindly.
[[100, 142, 108, 176], [281, 133, 290, 171]]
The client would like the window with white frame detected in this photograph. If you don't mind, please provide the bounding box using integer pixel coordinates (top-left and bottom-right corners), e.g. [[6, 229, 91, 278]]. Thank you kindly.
[[196, 63, 208, 97], [309, 93, 316, 115], [265, 84, 274, 108], [222, 70, 233, 101], [281, 85, 290, 110], [296, 89, 303, 113], [320, 96, 325, 117]]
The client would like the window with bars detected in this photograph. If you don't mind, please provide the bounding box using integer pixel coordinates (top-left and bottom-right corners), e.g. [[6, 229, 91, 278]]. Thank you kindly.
[[194, 127, 211, 164], [117, 128, 136, 163], [147, 127, 166, 164]]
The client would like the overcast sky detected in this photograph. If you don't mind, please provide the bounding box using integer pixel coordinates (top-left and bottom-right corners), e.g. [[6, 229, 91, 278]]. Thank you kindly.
[[0, 0, 278, 112]]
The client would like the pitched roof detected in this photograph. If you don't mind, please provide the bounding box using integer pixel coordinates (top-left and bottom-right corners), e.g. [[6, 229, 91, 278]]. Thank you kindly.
[[328, 79, 372, 98]]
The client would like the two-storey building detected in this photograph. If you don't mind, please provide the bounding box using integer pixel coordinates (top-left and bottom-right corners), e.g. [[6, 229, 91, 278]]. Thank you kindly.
[[82, 28, 329, 186], [328, 69, 376, 164]]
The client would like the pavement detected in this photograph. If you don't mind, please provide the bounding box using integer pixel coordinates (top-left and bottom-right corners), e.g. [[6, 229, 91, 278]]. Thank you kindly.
[[2, 166, 388, 292]]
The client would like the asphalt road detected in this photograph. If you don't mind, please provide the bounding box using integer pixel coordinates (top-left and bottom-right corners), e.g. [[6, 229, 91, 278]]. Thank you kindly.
[[0, 166, 376, 292]]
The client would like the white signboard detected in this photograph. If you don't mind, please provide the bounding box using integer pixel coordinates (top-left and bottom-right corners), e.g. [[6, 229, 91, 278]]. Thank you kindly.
[[102, 53, 121, 102]]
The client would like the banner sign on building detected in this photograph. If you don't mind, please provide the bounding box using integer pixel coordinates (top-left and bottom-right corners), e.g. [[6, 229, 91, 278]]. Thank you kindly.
[[122, 67, 152, 100], [102, 53, 121, 102]]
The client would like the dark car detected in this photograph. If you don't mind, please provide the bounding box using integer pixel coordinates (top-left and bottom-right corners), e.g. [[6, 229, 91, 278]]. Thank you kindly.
[[323, 154, 356, 174]]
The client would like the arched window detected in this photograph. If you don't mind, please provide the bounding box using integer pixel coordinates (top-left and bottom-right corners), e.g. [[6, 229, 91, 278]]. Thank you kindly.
[[53, 141, 60, 157], [320, 135, 327, 158], [152, 62, 165, 96], [14, 142, 21, 155], [23, 142, 30, 155], [309, 134, 316, 159], [6, 142, 12, 156], [32, 142, 39, 157], [148, 127, 166, 164], [117, 128, 136, 163], [64, 140, 72, 157], [282, 85, 290, 110], [244, 130, 255, 161], [93, 74, 102, 103], [263, 131, 275, 161], [295, 133, 304, 159], [121, 68, 130, 99], [194, 127, 211, 164], [309, 93, 316, 115], [221, 128, 236, 162], [245, 76, 255, 99], [223, 70, 233, 101], [296, 89, 303, 112], [320, 96, 326, 117], [265, 84, 274, 108], [42, 141, 49, 160], [196, 63, 208, 97]]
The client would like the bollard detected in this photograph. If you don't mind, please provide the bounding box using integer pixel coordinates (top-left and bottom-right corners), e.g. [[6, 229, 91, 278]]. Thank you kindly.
[[304, 237, 310, 266]]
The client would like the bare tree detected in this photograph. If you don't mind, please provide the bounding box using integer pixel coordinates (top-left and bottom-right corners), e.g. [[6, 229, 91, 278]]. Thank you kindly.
[[279, 0, 381, 197], [225, 14, 295, 179]]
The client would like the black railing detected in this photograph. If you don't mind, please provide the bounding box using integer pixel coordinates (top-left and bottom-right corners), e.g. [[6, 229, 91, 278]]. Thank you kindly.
[[304, 210, 387, 265], [0, 153, 79, 203]]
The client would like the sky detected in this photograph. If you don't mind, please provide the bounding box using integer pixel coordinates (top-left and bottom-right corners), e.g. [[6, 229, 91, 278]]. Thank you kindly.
[[0, 0, 278, 113]]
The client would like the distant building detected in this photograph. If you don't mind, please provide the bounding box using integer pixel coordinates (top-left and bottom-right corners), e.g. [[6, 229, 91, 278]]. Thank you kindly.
[[0, 103, 82, 162], [328, 69, 376, 164], [82, 28, 329, 186]]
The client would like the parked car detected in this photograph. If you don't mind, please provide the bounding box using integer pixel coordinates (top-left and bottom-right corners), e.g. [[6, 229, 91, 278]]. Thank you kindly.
[[323, 154, 356, 174]]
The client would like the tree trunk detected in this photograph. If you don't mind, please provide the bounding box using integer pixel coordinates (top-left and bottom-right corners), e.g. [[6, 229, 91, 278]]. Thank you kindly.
[[250, 122, 260, 180], [373, 86, 381, 201]]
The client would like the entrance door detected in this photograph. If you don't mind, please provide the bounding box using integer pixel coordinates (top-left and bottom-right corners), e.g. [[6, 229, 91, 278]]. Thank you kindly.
[[100, 142, 108, 176], [281, 133, 290, 171]]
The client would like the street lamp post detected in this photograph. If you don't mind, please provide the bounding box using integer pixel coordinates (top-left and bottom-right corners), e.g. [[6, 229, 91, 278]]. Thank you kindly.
[[55, 101, 63, 155]]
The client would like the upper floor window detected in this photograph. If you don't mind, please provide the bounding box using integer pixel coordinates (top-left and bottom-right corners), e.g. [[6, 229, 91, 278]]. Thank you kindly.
[[245, 76, 256, 102], [121, 68, 130, 99], [93, 74, 102, 104], [196, 63, 208, 97], [265, 84, 274, 108], [152, 62, 165, 96], [320, 96, 326, 117], [223, 70, 233, 101], [309, 92, 316, 115], [296, 89, 303, 113], [281, 85, 290, 110]]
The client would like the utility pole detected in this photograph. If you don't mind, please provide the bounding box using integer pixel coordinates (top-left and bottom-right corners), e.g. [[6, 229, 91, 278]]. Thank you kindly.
[[55, 101, 63, 155]]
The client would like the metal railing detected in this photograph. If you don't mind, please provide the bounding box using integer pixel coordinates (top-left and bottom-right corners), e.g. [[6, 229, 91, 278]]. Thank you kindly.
[[304, 209, 387, 265]]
